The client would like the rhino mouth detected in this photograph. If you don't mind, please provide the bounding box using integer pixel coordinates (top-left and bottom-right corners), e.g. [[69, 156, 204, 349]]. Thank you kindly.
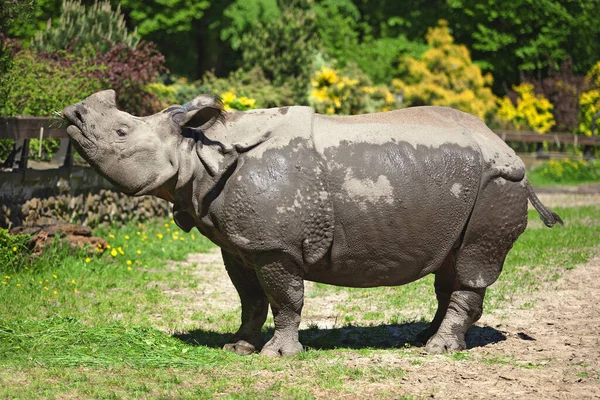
[[63, 110, 98, 159]]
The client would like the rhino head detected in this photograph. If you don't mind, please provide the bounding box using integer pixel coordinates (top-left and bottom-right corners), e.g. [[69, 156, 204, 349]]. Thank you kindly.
[[62, 90, 225, 201]]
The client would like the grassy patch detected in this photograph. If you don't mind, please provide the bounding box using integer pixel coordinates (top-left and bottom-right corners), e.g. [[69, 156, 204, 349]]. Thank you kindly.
[[0, 204, 599, 398]]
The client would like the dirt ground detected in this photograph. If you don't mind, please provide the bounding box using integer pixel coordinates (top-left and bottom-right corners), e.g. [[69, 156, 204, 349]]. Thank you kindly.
[[177, 189, 600, 399]]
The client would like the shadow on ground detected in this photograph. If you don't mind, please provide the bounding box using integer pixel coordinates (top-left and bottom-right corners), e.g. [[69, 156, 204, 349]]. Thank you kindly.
[[173, 322, 507, 351]]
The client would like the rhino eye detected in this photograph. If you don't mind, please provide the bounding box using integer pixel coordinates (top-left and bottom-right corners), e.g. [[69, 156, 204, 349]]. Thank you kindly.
[[116, 129, 127, 137]]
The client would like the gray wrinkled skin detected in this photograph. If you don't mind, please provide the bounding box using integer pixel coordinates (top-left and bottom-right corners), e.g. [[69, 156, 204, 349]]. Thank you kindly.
[[63, 90, 563, 355]]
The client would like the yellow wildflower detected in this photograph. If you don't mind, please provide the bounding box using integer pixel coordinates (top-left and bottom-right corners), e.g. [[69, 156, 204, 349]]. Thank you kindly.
[[1, 281, 6, 285], [157, 233, 163, 239], [164, 223, 169, 227], [238, 96, 256, 108], [71, 280, 75, 284], [136, 250, 141, 255], [127, 266, 132, 271], [191, 234, 195, 240], [180, 237, 185, 241], [221, 91, 236, 104], [109, 234, 115, 239], [16, 283, 22, 287], [118, 247, 124, 255], [12, 247, 17, 252], [53, 274, 58, 279], [74, 289, 79, 293], [326, 107, 335, 115], [125, 235, 130, 240], [126, 260, 132, 265], [44, 286, 48, 290], [4, 276, 10, 279], [106, 244, 111, 249], [53, 290, 57, 295], [136, 231, 141, 235], [111, 248, 118, 257], [85, 257, 91, 263]]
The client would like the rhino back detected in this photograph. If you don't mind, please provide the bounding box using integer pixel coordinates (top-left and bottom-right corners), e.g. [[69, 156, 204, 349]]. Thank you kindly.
[[307, 107, 484, 287]]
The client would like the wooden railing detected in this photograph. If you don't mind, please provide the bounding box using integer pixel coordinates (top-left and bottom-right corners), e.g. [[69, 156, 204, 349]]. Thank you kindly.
[[2, 116, 600, 171]]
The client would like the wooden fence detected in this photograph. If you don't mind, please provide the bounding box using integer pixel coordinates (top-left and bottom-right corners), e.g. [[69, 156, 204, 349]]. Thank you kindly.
[[2, 115, 600, 171]]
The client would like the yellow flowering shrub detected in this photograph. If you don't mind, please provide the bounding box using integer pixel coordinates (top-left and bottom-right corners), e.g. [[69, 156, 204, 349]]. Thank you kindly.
[[578, 61, 600, 136], [391, 20, 497, 121], [497, 83, 555, 133], [309, 65, 396, 115], [219, 90, 257, 111]]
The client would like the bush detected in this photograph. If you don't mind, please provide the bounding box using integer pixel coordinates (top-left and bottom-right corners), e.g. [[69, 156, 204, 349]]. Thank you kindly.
[[0, 48, 104, 117], [530, 158, 600, 185], [146, 78, 203, 106], [497, 83, 556, 133], [201, 67, 296, 108], [578, 61, 600, 137], [309, 64, 396, 115], [391, 20, 497, 121], [32, 0, 139, 54]]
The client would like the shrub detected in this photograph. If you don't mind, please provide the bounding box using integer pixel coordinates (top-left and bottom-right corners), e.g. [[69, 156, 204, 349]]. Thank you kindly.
[[146, 78, 202, 106], [578, 61, 600, 137], [201, 67, 296, 108], [309, 64, 396, 115], [531, 158, 600, 184], [93, 41, 167, 116], [0, 48, 104, 117], [391, 20, 497, 121], [497, 83, 556, 133], [31, 0, 139, 55]]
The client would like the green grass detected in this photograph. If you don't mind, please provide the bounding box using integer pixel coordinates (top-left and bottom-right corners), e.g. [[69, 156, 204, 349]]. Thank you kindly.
[[527, 158, 600, 187], [0, 205, 599, 398]]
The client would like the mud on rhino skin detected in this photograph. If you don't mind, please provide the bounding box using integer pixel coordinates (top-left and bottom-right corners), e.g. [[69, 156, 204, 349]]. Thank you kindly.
[[62, 90, 563, 356]]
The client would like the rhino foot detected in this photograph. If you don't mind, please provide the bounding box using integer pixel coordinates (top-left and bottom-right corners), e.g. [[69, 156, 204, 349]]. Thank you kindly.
[[223, 340, 258, 355], [415, 326, 437, 345], [260, 335, 303, 357], [425, 333, 466, 354]]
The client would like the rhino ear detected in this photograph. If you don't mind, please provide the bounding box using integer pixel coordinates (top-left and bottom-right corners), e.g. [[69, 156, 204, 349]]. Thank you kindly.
[[171, 94, 225, 130]]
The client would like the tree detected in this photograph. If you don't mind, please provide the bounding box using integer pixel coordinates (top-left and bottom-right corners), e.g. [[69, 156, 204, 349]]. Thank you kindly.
[[446, 0, 600, 92]]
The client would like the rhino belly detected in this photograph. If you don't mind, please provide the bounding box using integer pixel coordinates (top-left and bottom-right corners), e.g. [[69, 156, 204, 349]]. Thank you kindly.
[[305, 140, 481, 288]]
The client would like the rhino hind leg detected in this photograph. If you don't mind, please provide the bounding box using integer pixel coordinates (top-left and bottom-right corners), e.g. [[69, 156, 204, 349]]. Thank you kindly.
[[425, 178, 528, 353], [222, 251, 269, 355]]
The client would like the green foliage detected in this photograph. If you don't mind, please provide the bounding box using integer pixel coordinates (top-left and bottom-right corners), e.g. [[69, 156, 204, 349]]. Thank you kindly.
[[239, 1, 319, 103], [446, 0, 600, 89], [392, 20, 497, 121], [120, 0, 211, 36], [0, 48, 104, 117], [313, 0, 360, 65], [31, 0, 140, 54], [309, 64, 396, 115], [528, 159, 600, 186], [220, 0, 280, 51], [497, 83, 556, 133], [201, 67, 297, 108]]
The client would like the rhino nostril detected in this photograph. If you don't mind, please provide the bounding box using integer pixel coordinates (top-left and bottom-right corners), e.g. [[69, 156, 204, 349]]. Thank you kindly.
[[75, 110, 84, 123]]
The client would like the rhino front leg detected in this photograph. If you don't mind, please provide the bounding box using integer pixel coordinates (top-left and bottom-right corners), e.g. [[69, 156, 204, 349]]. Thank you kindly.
[[254, 254, 305, 357], [222, 250, 269, 355]]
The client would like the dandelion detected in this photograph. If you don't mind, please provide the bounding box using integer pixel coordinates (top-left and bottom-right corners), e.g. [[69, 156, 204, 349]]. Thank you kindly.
[[39, 281, 42, 285], [180, 237, 185, 241], [12, 246, 17, 252], [164, 223, 169, 228], [191, 234, 195, 241], [16, 283, 22, 287], [1, 282, 6, 285], [125, 235, 130, 240], [118, 247, 125, 255], [170, 219, 175, 224], [53, 290, 57, 295], [126, 260, 132, 265], [44, 286, 48, 290], [156, 233, 163, 239], [74, 289, 79, 293], [136, 231, 141, 235], [4, 276, 10, 279], [106, 244, 111, 249], [109, 234, 115, 239], [53, 274, 58, 279], [136, 250, 141, 255], [71, 280, 76, 284], [85, 257, 91, 263], [127, 266, 132, 271], [221, 91, 236, 104], [111, 249, 118, 257]]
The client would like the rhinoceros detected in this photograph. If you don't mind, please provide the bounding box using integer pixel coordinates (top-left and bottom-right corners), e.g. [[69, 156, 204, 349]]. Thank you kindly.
[[63, 90, 562, 355]]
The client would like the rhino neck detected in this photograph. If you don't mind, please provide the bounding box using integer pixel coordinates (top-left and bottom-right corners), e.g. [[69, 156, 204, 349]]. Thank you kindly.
[[166, 135, 239, 234]]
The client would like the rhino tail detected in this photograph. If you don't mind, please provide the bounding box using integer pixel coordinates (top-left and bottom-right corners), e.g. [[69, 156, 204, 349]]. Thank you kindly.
[[525, 178, 563, 228]]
